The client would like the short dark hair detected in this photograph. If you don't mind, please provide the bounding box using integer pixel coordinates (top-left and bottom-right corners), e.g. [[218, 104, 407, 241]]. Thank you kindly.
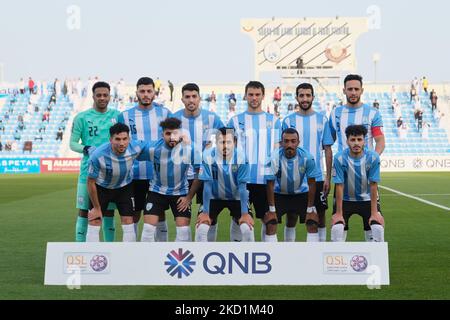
[[160, 117, 181, 131], [296, 83, 314, 96], [245, 81, 265, 95], [282, 127, 299, 140], [344, 74, 363, 87], [109, 123, 129, 136], [345, 125, 367, 138], [92, 81, 110, 93], [182, 83, 200, 95], [215, 127, 236, 140], [136, 77, 154, 88]]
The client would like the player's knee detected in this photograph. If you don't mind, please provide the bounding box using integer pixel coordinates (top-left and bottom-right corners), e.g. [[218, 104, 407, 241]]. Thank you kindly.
[[239, 223, 253, 241], [331, 223, 345, 242], [265, 223, 277, 235], [370, 222, 385, 242], [79, 210, 88, 218], [121, 216, 133, 225], [306, 219, 318, 233], [104, 209, 114, 217]]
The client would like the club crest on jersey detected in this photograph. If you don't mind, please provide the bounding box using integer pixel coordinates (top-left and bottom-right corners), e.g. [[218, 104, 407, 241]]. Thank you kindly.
[[232, 165, 238, 173], [299, 166, 306, 174]]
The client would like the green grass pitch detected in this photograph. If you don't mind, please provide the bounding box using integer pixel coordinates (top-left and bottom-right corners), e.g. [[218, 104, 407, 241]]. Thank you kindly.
[[0, 172, 449, 299]]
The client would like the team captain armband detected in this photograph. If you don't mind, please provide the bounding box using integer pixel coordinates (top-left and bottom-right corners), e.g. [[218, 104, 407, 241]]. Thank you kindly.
[[372, 127, 384, 137]]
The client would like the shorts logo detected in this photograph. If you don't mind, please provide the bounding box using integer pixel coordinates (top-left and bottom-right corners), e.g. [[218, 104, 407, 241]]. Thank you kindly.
[[146, 202, 153, 211], [165, 248, 196, 278]]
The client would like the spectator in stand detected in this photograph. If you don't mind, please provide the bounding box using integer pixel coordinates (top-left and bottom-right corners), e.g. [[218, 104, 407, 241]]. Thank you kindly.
[[39, 122, 46, 133], [273, 86, 282, 104], [372, 99, 380, 109], [5, 140, 12, 151], [288, 103, 294, 112], [410, 85, 417, 103], [4, 112, 9, 121], [14, 130, 21, 141], [396, 117, 403, 128], [417, 111, 423, 132], [206, 90, 216, 103], [154, 77, 161, 96], [42, 110, 50, 123], [34, 131, 43, 141], [430, 90, 438, 112], [17, 120, 25, 131], [0, 120, 5, 133], [422, 77, 429, 93], [28, 77, 35, 94], [56, 127, 64, 141], [11, 141, 18, 152], [0, 138, 2, 151], [168, 80, 174, 102], [19, 78, 25, 94]]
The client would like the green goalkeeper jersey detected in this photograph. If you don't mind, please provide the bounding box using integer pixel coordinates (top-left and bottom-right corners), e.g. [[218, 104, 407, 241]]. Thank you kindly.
[[70, 108, 120, 181]]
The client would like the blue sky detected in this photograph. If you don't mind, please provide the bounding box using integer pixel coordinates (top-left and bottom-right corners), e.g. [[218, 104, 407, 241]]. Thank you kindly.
[[0, 0, 448, 84]]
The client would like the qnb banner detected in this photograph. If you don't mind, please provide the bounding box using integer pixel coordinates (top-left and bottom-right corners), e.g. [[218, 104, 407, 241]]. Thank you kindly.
[[40, 158, 81, 173], [380, 156, 450, 172], [0, 158, 40, 174], [45, 243, 389, 286]]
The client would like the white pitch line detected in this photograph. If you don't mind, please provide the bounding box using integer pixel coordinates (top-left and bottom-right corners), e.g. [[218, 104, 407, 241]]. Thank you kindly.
[[379, 185, 450, 211]]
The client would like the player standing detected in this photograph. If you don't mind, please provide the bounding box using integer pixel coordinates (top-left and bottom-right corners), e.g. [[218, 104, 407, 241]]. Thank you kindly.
[[173, 83, 224, 241], [118, 77, 172, 241], [70, 81, 119, 242], [227, 81, 281, 242], [282, 83, 333, 241]]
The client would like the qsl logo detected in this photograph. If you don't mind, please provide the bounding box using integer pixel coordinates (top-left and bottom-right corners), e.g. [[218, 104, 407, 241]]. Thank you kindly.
[[90, 255, 108, 272], [350, 255, 368, 272], [165, 248, 196, 278]]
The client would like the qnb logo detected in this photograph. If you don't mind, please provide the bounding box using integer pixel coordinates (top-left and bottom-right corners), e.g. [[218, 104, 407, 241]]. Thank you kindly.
[[165, 249, 196, 278]]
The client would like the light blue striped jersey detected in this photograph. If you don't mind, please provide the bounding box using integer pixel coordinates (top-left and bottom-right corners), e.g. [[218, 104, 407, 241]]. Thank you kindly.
[[328, 104, 383, 152], [118, 103, 172, 180], [173, 108, 224, 177], [88, 140, 149, 189], [282, 111, 333, 182], [147, 139, 197, 196], [227, 111, 281, 184], [265, 147, 319, 194], [332, 148, 381, 201], [199, 148, 249, 200]]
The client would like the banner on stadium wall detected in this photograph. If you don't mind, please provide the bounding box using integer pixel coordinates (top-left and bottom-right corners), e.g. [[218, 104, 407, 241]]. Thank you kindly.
[[0, 158, 40, 174], [380, 156, 450, 172], [40, 158, 81, 173], [240, 17, 368, 78], [45, 242, 389, 286]]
